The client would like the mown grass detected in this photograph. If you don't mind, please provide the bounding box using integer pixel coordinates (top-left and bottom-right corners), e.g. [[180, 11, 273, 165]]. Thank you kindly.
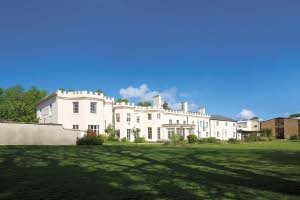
[[0, 141, 299, 200]]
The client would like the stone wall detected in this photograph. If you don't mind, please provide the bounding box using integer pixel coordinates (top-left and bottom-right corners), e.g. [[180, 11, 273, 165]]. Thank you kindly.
[[0, 122, 81, 145]]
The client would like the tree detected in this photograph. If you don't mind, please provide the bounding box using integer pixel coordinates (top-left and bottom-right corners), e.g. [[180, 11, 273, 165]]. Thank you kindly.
[[290, 113, 300, 118], [105, 125, 119, 141], [95, 89, 103, 95], [137, 101, 152, 107], [116, 98, 129, 104], [0, 85, 47, 123], [132, 128, 144, 144], [162, 101, 171, 110], [251, 117, 259, 120]]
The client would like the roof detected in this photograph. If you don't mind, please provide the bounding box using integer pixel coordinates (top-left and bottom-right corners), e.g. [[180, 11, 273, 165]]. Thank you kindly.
[[210, 115, 236, 122]]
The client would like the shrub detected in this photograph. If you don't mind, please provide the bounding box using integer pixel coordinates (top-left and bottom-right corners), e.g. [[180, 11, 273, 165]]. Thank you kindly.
[[290, 134, 300, 140], [169, 134, 185, 145], [121, 137, 127, 142], [98, 134, 108, 144], [258, 137, 269, 142], [134, 137, 145, 143], [198, 137, 220, 144], [105, 125, 119, 142], [77, 130, 102, 145], [187, 134, 198, 144], [244, 133, 260, 142], [227, 138, 240, 144], [260, 129, 273, 138]]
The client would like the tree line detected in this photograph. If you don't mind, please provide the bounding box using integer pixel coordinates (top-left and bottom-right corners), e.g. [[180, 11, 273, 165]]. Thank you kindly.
[[0, 85, 47, 123]]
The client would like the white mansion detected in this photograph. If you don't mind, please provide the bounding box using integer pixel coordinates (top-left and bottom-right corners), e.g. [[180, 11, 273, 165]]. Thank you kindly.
[[37, 90, 237, 141]]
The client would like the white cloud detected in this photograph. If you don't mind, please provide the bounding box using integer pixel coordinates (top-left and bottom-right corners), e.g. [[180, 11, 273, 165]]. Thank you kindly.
[[119, 84, 199, 111], [237, 109, 256, 120]]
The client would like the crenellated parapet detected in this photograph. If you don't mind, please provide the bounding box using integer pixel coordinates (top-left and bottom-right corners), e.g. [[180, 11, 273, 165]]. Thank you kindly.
[[56, 90, 114, 103]]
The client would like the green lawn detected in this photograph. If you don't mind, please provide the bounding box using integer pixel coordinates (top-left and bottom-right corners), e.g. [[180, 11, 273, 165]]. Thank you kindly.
[[0, 141, 299, 200]]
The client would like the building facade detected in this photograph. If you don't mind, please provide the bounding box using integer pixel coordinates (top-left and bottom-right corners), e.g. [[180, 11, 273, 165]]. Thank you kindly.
[[37, 90, 114, 134], [37, 90, 237, 141], [260, 118, 300, 139], [237, 118, 260, 132], [210, 115, 237, 140], [114, 96, 210, 142]]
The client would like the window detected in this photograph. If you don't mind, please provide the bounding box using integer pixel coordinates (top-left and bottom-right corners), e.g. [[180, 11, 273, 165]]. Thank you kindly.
[[225, 122, 228, 126], [183, 121, 186, 124], [127, 129, 131, 141], [169, 119, 172, 124], [206, 122, 208, 127], [157, 127, 161, 140], [73, 102, 79, 113], [200, 121, 203, 127], [148, 127, 152, 139], [225, 130, 227, 138], [49, 104, 52, 117], [233, 123, 236, 127], [233, 132, 236, 138], [116, 114, 120, 122], [136, 116, 140, 123], [38, 109, 42, 118], [88, 125, 99, 135], [73, 125, 79, 130], [127, 113, 131, 122], [157, 113, 161, 119], [216, 121, 219, 126], [192, 121, 195, 125], [90, 102, 97, 113], [148, 114, 152, 120], [177, 120, 179, 124], [206, 132, 209, 137], [167, 128, 174, 139], [217, 131, 220, 137]]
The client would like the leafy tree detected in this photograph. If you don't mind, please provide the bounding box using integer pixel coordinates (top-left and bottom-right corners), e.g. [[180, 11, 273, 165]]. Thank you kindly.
[[0, 85, 47, 123], [116, 98, 129, 104], [251, 117, 259, 120], [105, 125, 119, 141], [162, 101, 171, 110], [95, 89, 103, 95], [290, 113, 300, 118], [132, 128, 144, 144], [137, 101, 152, 107]]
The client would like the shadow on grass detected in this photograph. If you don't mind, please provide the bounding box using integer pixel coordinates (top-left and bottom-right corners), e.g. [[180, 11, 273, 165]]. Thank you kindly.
[[0, 145, 299, 200]]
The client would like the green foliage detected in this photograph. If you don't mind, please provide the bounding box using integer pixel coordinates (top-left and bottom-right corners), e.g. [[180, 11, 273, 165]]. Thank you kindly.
[[244, 133, 260, 142], [289, 113, 300, 118], [121, 137, 127, 142], [198, 137, 220, 144], [98, 134, 108, 144], [169, 134, 185, 145], [134, 137, 145, 143], [77, 130, 102, 145], [227, 138, 240, 144], [137, 101, 152, 107], [0, 85, 47, 123], [260, 129, 273, 138], [116, 98, 129, 104], [290, 134, 300, 140], [162, 101, 170, 110], [105, 125, 119, 142], [95, 89, 103, 95], [187, 134, 198, 144]]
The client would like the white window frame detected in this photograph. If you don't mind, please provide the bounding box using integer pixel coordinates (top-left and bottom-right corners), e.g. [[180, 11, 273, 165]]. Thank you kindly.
[[127, 129, 131, 140], [88, 125, 99, 135], [148, 114, 152, 120], [127, 113, 131, 122], [148, 127, 152, 139], [116, 113, 120, 122], [73, 125, 79, 130], [157, 127, 161, 140]]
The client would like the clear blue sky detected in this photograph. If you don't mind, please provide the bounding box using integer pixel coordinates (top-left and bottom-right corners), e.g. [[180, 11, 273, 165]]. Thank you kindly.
[[0, 0, 299, 120]]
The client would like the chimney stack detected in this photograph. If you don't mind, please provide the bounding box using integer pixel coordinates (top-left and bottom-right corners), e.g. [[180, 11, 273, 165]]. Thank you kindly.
[[199, 107, 206, 114], [181, 102, 188, 113], [153, 95, 162, 108]]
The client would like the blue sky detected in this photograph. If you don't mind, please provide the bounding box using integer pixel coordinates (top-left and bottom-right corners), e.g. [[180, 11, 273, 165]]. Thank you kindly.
[[0, 0, 300, 120]]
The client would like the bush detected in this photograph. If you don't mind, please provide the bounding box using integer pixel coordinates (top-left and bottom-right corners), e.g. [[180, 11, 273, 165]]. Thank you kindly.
[[134, 137, 145, 143], [187, 134, 198, 144], [169, 134, 185, 145], [198, 137, 220, 144], [227, 138, 240, 144], [260, 129, 273, 138], [121, 137, 127, 142], [244, 133, 260, 142], [77, 130, 102, 145], [99, 134, 108, 144], [290, 134, 300, 140]]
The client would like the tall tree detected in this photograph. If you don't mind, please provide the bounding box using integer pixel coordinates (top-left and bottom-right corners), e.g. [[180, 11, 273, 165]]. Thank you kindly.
[[0, 86, 47, 123], [290, 113, 300, 118], [137, 101, 152, 107], [162, 101, 171, 110]]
